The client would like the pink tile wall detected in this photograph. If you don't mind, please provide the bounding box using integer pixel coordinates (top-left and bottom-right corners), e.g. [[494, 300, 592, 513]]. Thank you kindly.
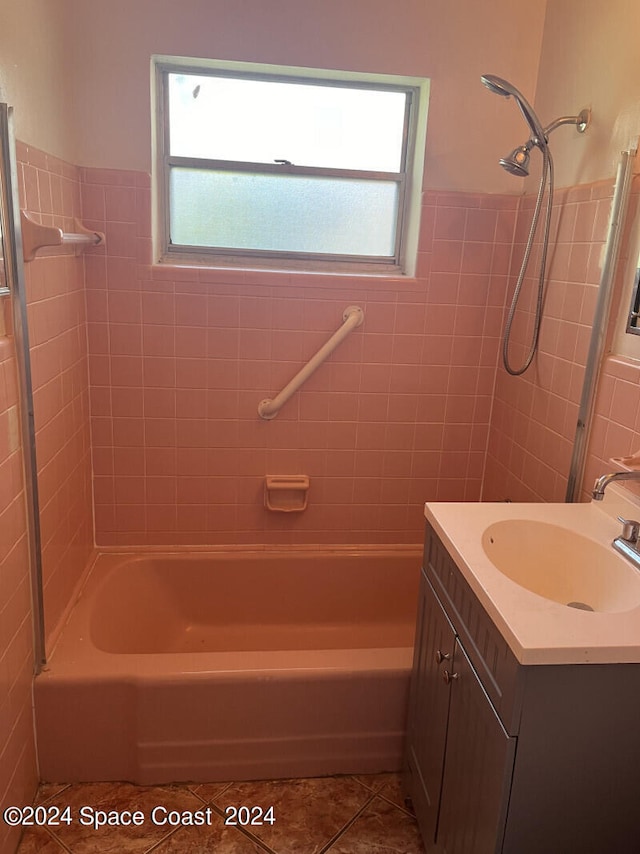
[[15, 143, 94, 646], [0, 308, 38, 854], [584, 356, 640, 495], [582, 178, 640, 497], [82, 169, 516, 545], [483, 178, 616, 502]]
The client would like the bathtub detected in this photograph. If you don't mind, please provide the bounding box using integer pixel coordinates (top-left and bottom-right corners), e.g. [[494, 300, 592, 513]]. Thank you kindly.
[[35, 547, 421, 784]]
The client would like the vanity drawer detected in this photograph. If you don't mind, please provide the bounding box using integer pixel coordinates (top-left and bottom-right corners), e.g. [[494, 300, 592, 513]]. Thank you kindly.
[[424, 524, 523, 734]]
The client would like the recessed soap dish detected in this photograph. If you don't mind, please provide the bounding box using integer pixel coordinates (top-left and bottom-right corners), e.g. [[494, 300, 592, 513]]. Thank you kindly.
[[264, 475, 309, 512]]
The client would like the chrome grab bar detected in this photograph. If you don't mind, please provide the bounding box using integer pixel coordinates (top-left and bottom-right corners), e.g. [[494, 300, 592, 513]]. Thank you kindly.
[[258, 305, 364, 420]]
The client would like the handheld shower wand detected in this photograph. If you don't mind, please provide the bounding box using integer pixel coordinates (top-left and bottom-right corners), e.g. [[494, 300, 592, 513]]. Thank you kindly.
[[480, 74, 548, 147]]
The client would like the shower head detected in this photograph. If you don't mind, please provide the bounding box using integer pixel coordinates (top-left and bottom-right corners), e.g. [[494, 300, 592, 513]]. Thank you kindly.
[[480, 74, 512, 98], [482, 75, 591, 177], [481, 73, 548, 145], [499, 144, 533, 177]]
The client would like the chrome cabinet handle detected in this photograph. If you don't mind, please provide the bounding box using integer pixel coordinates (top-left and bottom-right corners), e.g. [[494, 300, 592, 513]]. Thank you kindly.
[[442, 669, 459, 685], [435, 650, 451, 664]]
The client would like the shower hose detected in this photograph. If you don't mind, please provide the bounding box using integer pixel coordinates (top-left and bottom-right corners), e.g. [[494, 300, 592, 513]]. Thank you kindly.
[[502, 145, 554, 376]]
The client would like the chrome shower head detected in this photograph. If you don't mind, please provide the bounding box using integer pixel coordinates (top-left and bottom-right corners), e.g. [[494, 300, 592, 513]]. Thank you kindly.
[[499, 144, 532, 177], [480, 74, 513, 98], [481, 73, 548, 144]]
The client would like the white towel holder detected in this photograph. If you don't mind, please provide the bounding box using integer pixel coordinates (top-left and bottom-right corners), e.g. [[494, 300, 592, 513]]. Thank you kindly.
[[21, 211, 105, 261]]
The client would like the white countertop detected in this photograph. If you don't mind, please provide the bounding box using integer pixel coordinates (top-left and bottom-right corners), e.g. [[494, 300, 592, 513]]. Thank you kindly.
[[424, 484, 640, 665]]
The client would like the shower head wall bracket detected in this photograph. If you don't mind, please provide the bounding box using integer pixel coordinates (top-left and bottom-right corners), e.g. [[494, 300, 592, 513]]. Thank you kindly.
[[544, 108, 590, 136]]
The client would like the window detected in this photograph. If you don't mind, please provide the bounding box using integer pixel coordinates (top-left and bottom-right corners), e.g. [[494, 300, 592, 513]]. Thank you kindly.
[[154, 58, 428, 274], [626, 267, 640, 337], [613, 205, 640, 360]]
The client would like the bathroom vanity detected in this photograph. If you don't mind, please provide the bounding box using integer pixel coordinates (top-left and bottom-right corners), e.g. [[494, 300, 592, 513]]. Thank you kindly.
[[404, 490, 640, 854]]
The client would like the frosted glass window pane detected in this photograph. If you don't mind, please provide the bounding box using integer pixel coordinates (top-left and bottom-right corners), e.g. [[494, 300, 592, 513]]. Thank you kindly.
[[170, 168, 398, 256], [168, 74, 406, 172]]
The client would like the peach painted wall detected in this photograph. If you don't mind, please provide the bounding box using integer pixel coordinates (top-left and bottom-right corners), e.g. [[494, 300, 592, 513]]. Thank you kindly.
[[81, 168, 516, 545], [532, 0, 640, 190], [62, 0, 546, 194], [0, 309, 38, 853], [0, 1, 76, 162], [15, 142, 94, 647], [483, 178, 615, 502]]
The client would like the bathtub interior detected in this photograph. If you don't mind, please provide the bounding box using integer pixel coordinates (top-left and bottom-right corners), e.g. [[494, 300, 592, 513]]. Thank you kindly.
[[89, 551, 420, 654], [35, 548, 422, 785]]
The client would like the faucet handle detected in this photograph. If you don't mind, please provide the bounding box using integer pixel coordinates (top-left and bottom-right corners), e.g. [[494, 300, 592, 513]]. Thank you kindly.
[[617, 516, 640, 543]]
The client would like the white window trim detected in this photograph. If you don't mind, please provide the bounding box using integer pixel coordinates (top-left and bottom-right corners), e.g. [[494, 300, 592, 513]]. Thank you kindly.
[[151, 55, 429, 277]]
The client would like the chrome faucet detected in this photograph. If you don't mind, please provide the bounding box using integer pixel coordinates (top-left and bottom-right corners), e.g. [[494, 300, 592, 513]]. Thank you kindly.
[[592, 471, 640, 500], [592, 471, 640, 572]]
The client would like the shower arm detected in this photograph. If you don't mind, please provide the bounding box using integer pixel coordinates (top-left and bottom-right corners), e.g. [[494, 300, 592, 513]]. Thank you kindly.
[[543, 109, 590, 137], [519, 109, 591, 154]]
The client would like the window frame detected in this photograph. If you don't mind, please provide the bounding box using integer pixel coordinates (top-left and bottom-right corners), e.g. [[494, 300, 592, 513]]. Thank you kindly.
[[153, 57, 427, 275]]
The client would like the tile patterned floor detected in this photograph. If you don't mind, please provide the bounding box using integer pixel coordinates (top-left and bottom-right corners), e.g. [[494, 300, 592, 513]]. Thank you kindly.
[[15, 774, 426, 853]]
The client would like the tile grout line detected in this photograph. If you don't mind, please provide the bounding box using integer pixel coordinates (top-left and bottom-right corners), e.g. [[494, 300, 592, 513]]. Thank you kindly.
[[317, 791, 378, 854], [36, 783, 73, 806], [186, 781, 234, 806], [350, 775, 387, 795], [40, 826, 74, 853], [376, 790, 418, 820], [142, 824, 183, 854], [205, 799, 279, 854], [26, 783, 74, 853], [144, 782, 240, 854]]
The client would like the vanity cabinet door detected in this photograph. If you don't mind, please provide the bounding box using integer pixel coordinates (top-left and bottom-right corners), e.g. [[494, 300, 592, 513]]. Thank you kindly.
[[435, 639, 516, 854], [406, 571, 456, 844]]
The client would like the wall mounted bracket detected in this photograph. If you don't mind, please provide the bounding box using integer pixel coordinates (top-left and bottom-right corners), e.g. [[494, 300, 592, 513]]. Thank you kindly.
[[21, 211, 105, 261]]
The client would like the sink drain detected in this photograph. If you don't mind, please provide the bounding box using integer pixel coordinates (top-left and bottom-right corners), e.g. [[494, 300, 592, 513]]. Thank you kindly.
[[566, 601, 594, 611]]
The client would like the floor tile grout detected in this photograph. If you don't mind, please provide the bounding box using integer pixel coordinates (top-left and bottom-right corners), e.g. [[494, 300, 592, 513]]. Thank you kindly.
[[143, 825, 182, 854], [235, 823, 280, 854], [43, 826, 73, 853], [377, 789, 416, 818], [202, 800, 279, 854], [37, 783, 73, 807], [16, 773, 424, 854], [318, 791, 377, 854]]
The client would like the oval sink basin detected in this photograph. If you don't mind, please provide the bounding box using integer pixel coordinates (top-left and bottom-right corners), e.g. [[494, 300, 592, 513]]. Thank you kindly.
[[482, 520, 640, 613]]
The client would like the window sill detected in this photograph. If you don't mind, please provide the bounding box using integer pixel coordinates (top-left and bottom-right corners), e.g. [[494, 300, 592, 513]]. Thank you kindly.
[[151, 258, 424, 291]]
